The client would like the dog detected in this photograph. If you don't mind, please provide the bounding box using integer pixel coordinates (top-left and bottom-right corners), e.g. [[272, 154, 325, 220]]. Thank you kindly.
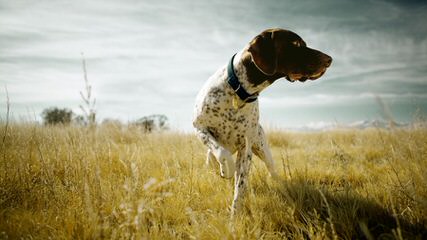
[[193, 28, 332, 215]]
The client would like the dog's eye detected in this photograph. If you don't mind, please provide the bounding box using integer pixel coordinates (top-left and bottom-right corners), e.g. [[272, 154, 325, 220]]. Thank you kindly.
[[292, 41, 301, 47]]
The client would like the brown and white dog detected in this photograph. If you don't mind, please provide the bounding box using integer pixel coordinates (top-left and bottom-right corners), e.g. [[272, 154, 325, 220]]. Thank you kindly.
[[193, 28, 332, 215]]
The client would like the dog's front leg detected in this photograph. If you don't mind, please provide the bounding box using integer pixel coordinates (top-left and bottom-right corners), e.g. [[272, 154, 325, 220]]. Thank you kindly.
[[252, 125, 279, 180], [195, 128, 235, 178], [231, 137, 252, 216]]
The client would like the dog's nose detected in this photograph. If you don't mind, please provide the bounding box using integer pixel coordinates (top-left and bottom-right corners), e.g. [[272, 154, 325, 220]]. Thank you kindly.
[[325, 55, 332, 67]]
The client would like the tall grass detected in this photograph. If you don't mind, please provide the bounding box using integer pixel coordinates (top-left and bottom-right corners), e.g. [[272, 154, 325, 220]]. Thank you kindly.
[[1, 123, 426, 239]]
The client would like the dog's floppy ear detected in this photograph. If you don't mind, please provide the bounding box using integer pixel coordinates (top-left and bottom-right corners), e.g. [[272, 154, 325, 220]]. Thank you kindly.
[[248, 31, 277, 76]]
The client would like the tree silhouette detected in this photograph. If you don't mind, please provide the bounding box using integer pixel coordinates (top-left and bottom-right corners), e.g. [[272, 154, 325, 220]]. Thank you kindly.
[[134, 114, 169, 133], [41, 107, 73, 125]]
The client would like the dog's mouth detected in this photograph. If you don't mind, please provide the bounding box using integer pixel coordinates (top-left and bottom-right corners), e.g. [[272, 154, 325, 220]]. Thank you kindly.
[[286, 68, 327, 83]]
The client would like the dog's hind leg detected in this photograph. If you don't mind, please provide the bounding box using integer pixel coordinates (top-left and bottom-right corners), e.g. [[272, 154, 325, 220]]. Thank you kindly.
[[231, 137, 252, 216]]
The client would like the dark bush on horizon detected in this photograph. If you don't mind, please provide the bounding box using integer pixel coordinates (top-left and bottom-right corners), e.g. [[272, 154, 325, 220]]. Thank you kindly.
[[41, 107, 73, 125], [133, 114, 169, 133]]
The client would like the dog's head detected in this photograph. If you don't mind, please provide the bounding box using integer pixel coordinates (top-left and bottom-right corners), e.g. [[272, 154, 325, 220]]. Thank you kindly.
[[247, 28, 332, 82]]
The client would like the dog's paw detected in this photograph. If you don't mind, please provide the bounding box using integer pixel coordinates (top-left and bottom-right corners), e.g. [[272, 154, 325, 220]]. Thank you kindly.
[[218, 149, 235, 179], [205, 149, 218, 169]]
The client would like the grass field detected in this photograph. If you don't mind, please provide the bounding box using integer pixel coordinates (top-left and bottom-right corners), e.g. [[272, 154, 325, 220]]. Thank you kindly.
[[1, 123, 426, 239]]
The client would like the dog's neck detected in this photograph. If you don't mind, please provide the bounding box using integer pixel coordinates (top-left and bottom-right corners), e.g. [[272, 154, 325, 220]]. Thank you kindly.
[[232, 49, 284, 95]]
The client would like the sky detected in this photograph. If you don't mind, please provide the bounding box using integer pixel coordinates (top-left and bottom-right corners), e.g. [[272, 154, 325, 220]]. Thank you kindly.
[[1, 0, 427, 130]]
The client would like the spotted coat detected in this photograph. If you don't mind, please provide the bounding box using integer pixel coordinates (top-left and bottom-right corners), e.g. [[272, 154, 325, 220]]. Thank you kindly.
[[193, 28, 332, 216], [193, 51, 279, 215]]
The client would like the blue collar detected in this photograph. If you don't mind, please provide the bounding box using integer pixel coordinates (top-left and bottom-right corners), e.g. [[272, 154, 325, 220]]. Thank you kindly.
[[227, 54, 258, 103]]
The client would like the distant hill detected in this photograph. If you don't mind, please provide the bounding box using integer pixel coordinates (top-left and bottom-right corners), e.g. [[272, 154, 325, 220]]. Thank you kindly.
[[293, 120, 411, 131]]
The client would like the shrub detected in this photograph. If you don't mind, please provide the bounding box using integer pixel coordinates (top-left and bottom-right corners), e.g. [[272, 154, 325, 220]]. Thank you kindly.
[[41, 107, 73, 125], [134, 114, 169, 133]]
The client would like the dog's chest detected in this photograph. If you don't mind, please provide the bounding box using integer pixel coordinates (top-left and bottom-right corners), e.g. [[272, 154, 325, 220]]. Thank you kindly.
[[194, 68, 259, 150]]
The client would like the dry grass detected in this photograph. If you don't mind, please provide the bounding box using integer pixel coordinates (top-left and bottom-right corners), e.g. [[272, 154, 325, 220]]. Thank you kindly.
[[1, 123, 426, 239]]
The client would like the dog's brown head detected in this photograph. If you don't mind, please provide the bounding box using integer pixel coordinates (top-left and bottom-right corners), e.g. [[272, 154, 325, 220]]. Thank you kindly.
[[247, 28, 332, 82]]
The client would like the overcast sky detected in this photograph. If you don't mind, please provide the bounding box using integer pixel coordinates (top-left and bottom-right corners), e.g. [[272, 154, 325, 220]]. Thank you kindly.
[[1, 0, 427, 130]]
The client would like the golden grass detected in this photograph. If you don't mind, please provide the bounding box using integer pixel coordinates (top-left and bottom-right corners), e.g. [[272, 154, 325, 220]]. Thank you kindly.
[[1, 123, 426, 239]]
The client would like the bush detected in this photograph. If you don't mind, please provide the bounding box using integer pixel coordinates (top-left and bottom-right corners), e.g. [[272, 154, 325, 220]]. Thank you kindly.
[[41, 107, 73, 125], [134, 114, 169, 133]]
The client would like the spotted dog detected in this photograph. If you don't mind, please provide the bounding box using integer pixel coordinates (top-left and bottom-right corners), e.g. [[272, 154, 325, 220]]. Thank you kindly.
[[193, 28, 332, 215]]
